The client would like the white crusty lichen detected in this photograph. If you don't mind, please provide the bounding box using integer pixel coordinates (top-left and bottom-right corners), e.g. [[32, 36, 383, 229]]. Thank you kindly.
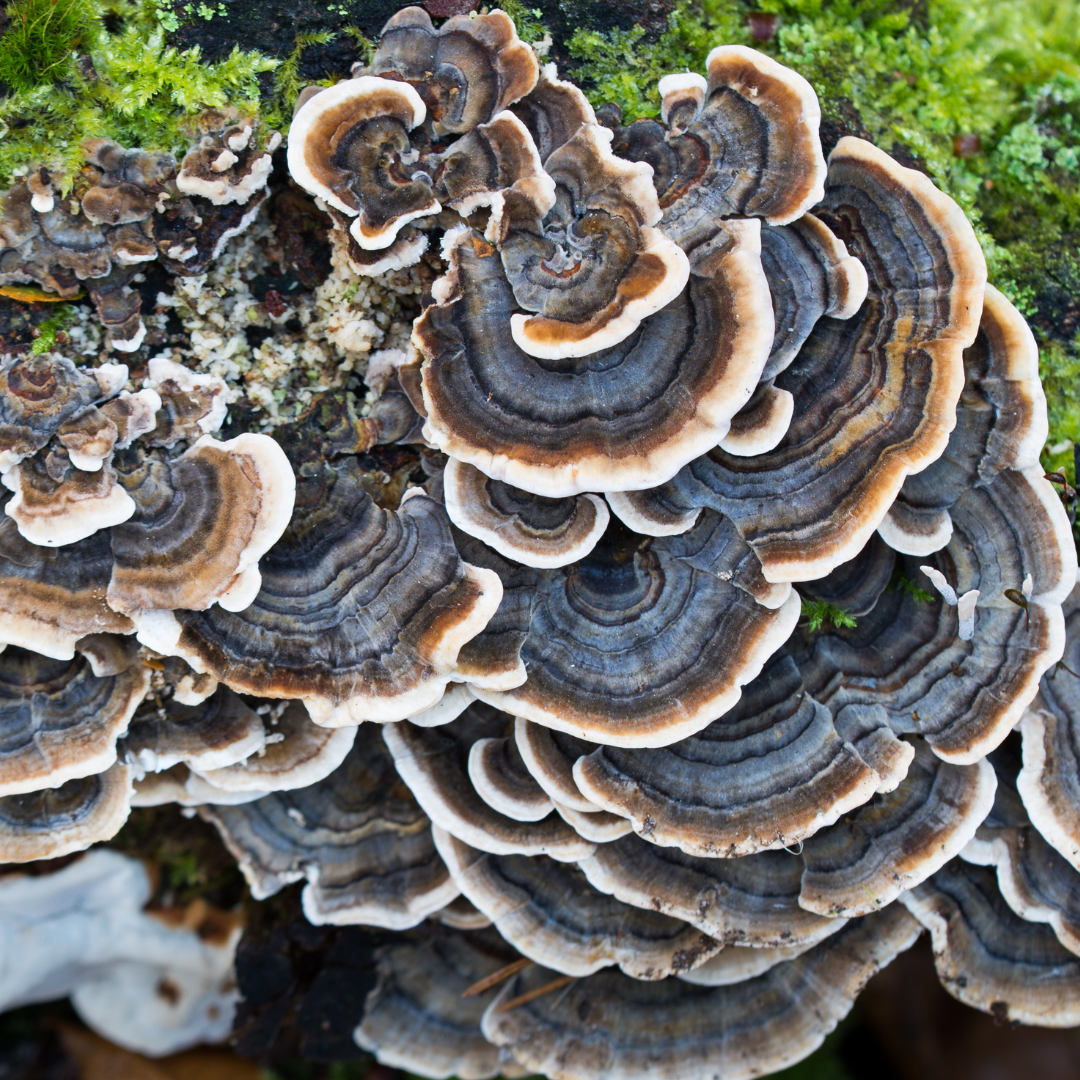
[[152, 207, 423, 428]]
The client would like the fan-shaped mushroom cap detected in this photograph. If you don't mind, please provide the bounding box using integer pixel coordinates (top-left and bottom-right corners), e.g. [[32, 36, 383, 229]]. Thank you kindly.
[[963, 738, 1080, 955], [715, 381, 794, 457], [372, 7, 539, 137], [903, 859, 1080, 1027], [578, 834, 840, 948], [192, 700, 356, 793], [435, 895, 493, 930], [551, 800, 632, 842], [798, 466, 1074, 765], [384, 705, 596, 862], [510, 63, 595, 163], [287, 76, 440, 251], [55, 407, 119, 471], [107, 433, 296, 615], [435, 828, 720, 979], [204, 724, 456, 927], [1018, 587, 1080, 868], [176, 121, 276, 207], [121, 686, 265, 775], [492, 123, 689, 360], [0, 519, 133, 659], [468, 731, 553, 822], [798, 738, 996, 917], [417, 215, 771, 499], [79, 139, 176, 225], [0, 762, 132, 862], [574, 651, 879, 855], [135, 460, 502, 725], [470, 515, 800, 748], [759, 212, 868, 384], [0, 644, 148, 796], [354, 925, 522, 1080], [142, 358, 228, 447], [879, 283, 1048, 556], [513, 717, 600, 814], [677, 940, 818, 987], [629, 137, 985, 583], [800, 532, 897, 620], [481, 905, 920, 1080], [3, 453, 135, 546], [444, 458, 609, 568], [0, 849, 239, 1057], [0, 354, 118, 472], [130, 761, 268, 807]]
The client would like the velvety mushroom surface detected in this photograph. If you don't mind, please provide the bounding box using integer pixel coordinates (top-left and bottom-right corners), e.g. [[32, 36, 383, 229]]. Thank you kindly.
[[137, 459, 502, 726], [203, 723, 457, 927], [617, 137, 986, 584]]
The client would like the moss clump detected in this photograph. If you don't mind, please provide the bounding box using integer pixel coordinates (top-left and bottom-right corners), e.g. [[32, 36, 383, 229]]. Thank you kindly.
[[801, 598, 858, 632], [0, 0, 98, 92], [0, 0, 276, 190]]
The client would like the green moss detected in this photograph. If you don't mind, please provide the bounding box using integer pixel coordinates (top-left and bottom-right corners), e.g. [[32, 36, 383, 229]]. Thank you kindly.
[[0, 0, 276, 189], [29, 302, 76, 353], [801, 597, 858, 632], [0, 0, 98, 92]]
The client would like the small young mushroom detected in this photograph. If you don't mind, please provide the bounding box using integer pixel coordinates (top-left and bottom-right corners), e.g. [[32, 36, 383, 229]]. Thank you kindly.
[[120, 686, 266, 776]]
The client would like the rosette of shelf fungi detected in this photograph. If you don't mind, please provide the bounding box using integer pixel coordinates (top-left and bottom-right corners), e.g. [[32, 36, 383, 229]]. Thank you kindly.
[[204, 723, 459, 928], [572, 650, 894, 856], [0, 638, 148, 798], [136, 456, 502, 726], [796, 735, 996, 917], [432, 827, 720, 980], [187, 700, 357, 796], [354, 924, 523, 1080], [454, 513, 800, 748], [0, 353, 128, 472], [796, 464, 1074, 765], [601, 46, 826, 252], [0, 762, 132, 862], [106, 431, 296, 616], [480, 905, 921, 1080], [287, 8, 538, 266], [1017, 583, 1080, 868], [961, 736, 1080, 956], [606, 138, 986, 586], [415, 199, 775, 501], [383, 703, 597, 862], [120, 685, 266, 777], [141, 357, 228, 448], [902, 858, 1080, 1027], [878, 283, 1049, 557]]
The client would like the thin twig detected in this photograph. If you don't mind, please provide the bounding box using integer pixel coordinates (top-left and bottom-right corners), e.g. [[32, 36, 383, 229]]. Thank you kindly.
[[495, 975, 577, 1014], [461, 957, 531, 999]]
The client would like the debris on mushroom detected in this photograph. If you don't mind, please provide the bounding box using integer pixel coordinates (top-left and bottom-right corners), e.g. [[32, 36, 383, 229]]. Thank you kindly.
[[203, 724, 459, 928], [0, 848, 240, 1055]]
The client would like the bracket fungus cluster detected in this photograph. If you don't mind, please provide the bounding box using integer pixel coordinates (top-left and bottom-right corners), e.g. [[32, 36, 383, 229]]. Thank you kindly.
[[1, 4, 1078, 1075]]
